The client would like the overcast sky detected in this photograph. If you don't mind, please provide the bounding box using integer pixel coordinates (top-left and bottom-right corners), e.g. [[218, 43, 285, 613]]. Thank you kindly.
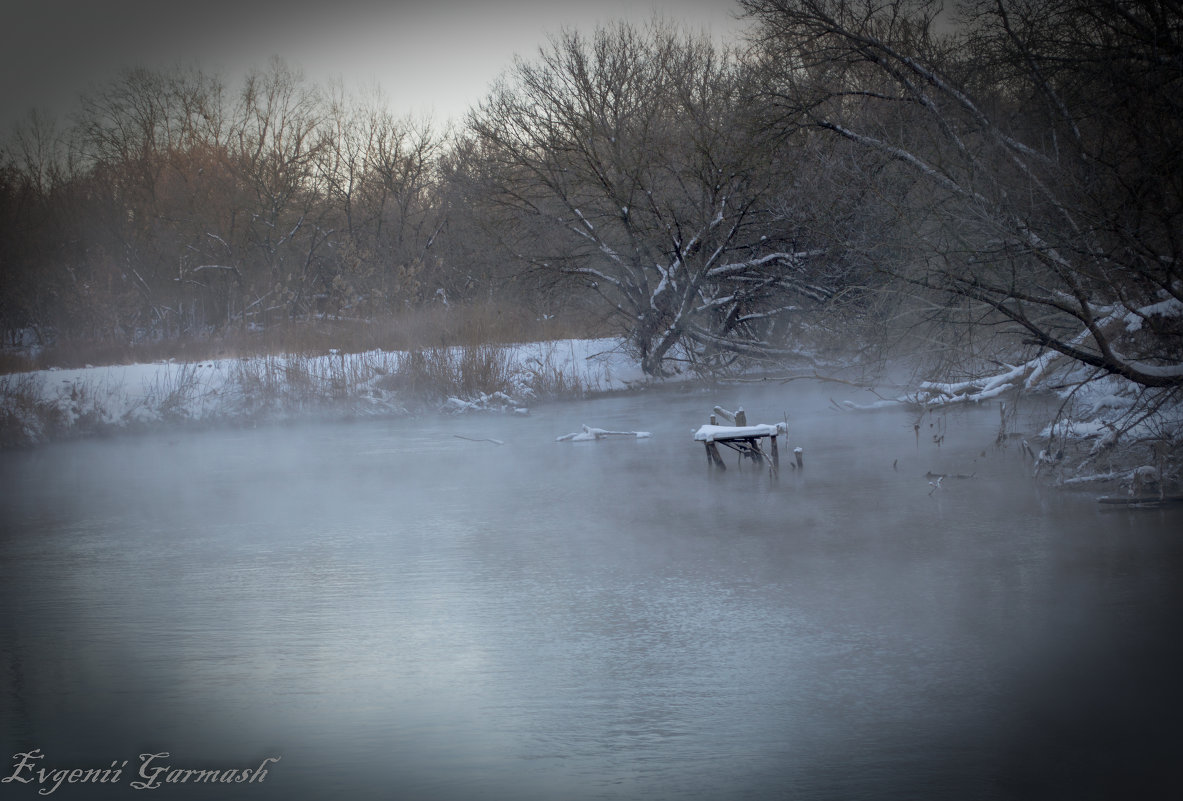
[[1, 0, 747, 133]]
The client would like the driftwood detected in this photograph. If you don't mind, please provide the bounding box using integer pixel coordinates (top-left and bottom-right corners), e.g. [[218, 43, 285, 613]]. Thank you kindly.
[[556, 425, 652, 442]]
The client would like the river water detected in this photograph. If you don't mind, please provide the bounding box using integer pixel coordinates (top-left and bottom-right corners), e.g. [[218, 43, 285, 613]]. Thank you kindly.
[[2, 381, 1181, 800]]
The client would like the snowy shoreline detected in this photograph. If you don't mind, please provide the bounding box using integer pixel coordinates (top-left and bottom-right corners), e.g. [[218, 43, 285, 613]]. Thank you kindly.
[[0, 338, 657, 449], [2, 338, 1179, 500]]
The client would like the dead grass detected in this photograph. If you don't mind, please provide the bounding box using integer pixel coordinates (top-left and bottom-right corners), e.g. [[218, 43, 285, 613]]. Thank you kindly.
[[0, 374, 63, 447], [519, 344, 590, 398], [222, 350, 404, 416], [140, 363, 208, 421], [381, 345, 515, 401]]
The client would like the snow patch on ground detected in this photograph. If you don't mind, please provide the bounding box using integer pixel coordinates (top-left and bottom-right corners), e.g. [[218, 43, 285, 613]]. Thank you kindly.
[[1, 338, 656, 447]]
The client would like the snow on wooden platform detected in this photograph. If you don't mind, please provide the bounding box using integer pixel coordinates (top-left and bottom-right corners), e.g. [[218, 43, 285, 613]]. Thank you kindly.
[[693, 422, 786, 442]]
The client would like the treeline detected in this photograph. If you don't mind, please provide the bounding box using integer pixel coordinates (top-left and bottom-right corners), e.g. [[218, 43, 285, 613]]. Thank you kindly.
[[0, 58, 533, 356], [2, 0, 1181, 395]]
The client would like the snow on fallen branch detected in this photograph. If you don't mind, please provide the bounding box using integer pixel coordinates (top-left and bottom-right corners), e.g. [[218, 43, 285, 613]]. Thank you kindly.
[[1060, 470, 1130, 486], [556, 425, 652, 442], [831, 397, 910, 412], [835, 351, 1065, 411], [836, 290, 1182, 412], [443, 393, 529, 414]]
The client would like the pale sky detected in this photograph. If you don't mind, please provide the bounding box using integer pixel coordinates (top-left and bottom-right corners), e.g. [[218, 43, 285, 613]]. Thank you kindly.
[[1, 0, 748, 134]]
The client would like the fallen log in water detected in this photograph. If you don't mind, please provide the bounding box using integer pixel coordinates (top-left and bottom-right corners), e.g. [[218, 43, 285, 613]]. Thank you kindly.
[[1096, 495, 1183, 507]]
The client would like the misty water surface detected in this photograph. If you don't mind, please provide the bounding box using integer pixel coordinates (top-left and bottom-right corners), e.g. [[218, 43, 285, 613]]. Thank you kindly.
[[2, 381, 1182, 800]]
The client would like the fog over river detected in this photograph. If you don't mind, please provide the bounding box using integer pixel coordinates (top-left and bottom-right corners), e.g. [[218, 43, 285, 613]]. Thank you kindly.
[[3, 381, 1181, 800]]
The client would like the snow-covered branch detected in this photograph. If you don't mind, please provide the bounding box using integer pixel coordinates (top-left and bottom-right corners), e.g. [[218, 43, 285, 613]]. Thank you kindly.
[[706, 250, 825, 279]]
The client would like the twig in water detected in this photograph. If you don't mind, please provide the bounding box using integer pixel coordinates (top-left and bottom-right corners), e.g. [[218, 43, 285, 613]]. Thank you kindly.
[[454, 434, 504, 446]]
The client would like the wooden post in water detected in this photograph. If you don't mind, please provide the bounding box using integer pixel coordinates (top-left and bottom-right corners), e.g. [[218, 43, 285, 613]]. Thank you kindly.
[[705, 413, 726, 471], [706, 442, 726, 470], [794, 447, 804, 469], [734, 408, 750, 470], [770, 433, 779, 475]]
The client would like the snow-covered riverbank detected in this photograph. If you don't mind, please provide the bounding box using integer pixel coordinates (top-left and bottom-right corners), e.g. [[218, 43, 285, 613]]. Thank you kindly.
[[834, 368, 1183, 500], [3, 337, 1180, 500], [0, 338, 653, 448]]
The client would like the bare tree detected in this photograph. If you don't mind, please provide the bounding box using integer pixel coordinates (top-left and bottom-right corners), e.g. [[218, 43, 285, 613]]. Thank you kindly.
[[66, 66, 235, 340], [742, 0, 1183, 410], [316, 84, 445, 316], [11, 108, 66, 196], [225, 57, 333, 327], [469, 22, 849, 376]]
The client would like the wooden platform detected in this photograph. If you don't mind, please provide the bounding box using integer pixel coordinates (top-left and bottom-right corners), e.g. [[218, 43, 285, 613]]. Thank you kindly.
[[694, 406, 790, 475]]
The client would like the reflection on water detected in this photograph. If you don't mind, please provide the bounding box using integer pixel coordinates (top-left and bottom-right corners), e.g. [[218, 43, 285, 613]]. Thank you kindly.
[[2, 382, 1182, 800]]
